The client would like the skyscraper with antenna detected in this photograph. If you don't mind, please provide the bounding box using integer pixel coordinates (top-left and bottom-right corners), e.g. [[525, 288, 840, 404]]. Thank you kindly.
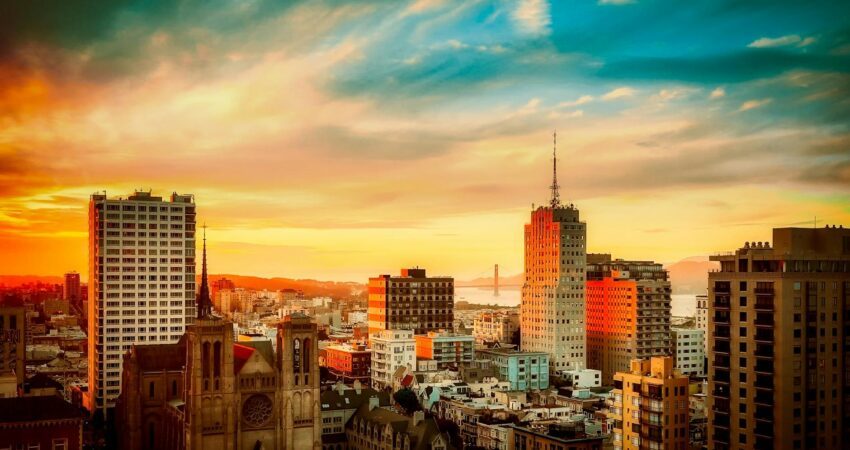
[[520, 132, 587, 372]]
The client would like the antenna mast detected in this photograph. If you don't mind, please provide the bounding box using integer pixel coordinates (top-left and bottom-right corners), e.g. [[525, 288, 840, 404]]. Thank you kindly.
[[550, 131, 561, 208]]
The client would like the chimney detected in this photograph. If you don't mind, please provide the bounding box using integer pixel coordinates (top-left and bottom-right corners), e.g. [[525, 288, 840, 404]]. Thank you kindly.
[[413, 411, 425, 427], [354, 380, 362, 394], [369, 396, 379, 411]]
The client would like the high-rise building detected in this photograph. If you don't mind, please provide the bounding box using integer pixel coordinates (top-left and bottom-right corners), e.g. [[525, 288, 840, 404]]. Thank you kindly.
[[0, 306, 25, 394], [608, 356, 689, 450], [585, 254, 672, 384], [87, 191, 197, 414], [367, 268, 453, 337], [370, 329, 415, 390], [707, 227, 850, 450], [64, 272, 82, 307], [672, 327, 705, 377], [696, 294, 708, 354], [521, 133, 587, 371]]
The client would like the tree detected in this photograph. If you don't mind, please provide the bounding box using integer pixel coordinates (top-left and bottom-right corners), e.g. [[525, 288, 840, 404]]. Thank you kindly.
[[393, 388, 421, 414]]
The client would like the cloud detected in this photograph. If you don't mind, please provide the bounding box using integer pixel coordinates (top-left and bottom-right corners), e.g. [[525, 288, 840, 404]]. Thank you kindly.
[[748, 35, 802, 48], [598, 0, 636, 4], [710, 87, 725, 99], [738, 98, 772, 112], [798, 36, 817, 47], [602, 86, 637, 100], [512, 0, 551, 36], [559, 95, 594, 107]]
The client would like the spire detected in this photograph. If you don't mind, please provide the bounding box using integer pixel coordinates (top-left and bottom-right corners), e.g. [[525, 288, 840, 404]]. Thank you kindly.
[[197, 223, 212, 319], [550, 130, 561, 208]]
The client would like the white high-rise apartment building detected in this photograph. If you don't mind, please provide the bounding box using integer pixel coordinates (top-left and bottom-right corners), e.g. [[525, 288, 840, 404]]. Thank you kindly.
[[370, 329, 415, 390], [671, 327, 705, 377], [695, 294, 708, 355], [521, 135, 587, 371], [87, 191, 197, 414]]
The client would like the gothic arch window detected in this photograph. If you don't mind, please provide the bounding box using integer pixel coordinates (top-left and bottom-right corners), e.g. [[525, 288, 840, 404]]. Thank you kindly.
[[303, 338, 311, 373], [292, 392, 302, 420], [303, 391, 312, 421], [148, 422, 155, 450], [171, 380, 177, 397], [202, 342, 211, 390], [214, 341, 222, 377], [149, 381, 155, 399], [293, 338, 301, 384], [213, 341, 222, 389]]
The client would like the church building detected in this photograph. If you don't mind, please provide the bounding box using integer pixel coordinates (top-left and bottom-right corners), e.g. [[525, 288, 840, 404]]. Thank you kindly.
[[117, 233, 321, 450]]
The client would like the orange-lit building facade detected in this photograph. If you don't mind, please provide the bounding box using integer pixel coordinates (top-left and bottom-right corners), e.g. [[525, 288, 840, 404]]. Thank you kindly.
[[521, 205, 587, 371], [608, 356, 689, 450], [585, 254, 672, 385], [415, 331, 475, 369], [367, 268, 453, 338], [324, 344, 371, 384]]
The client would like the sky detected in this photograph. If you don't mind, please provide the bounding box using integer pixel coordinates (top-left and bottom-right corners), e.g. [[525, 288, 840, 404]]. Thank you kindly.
[[1, 0, 849, 281]]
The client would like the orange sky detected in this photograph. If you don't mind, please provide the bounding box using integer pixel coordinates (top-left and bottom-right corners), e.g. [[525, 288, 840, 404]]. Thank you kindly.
[[2, 1, 848, 281]]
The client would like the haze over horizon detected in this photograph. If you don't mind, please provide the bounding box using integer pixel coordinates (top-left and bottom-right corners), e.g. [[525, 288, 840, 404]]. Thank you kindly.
[[2, 0, 848, 281]]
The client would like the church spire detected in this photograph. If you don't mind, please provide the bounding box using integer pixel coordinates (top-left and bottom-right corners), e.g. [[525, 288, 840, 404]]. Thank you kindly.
[[550, 131, 561, 208], [197, 223, 212, 319]]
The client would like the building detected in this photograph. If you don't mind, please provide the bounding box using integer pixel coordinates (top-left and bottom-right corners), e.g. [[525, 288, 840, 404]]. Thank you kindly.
[[64, 272, 82, 307], [319, 382, 391, 447], [0, 306, 25, 392], [43, 298, 70, 318], [324, 343, 371, 384], [608, 356, 689, 450], [477, 348, 549, 391], [559, 368, 602, 389], [695, 294, 708, 354], [707, 227, 850, 450], [508, 423, 604, 450], [367, 268, 454, 337], [88, 191, 197, 414], [0, 396, 84, 450], [415, 331, 474, 369], [370, 329, 415, 391], [585, 254, 672, 384], [671, 327, 705, 377], [473, 311, 519, 344], [521, 137, 587, 371], [117, 240, 321, 449], [346, 404, 453, 450]]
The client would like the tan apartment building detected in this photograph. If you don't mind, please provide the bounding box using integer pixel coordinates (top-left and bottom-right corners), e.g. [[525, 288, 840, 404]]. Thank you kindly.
[[586, 254, 672, 385], [608, 356, 689, 450], [367, 268, 453, 337], [707, 226, 850, 450]]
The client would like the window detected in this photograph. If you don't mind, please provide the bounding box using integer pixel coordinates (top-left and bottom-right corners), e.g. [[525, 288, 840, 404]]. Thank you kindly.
[[52, 442, 68, 450], [149, 381, 155, 399]]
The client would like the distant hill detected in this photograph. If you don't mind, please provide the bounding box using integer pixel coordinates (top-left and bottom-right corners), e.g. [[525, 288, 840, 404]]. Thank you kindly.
[[666, 257, 718, 295], [205, 274, 364, 299], [456, 273, 523, 287], [0, 275, 64, 287]]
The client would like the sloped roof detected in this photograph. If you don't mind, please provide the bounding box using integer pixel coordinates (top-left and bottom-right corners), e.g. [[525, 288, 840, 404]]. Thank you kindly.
[[134, 339, 186, 372], [239, 340, 275, 366], [349, 403, 455, 450], [233, 344, 256, 374], [321, 387, 390, 411], [25, 373, 63, 390], [0, 396, 82, 423]]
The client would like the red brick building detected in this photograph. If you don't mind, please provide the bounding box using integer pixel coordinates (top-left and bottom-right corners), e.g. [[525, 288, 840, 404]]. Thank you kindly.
[[0, 396, 84, 450], [323, 344, 371, 384]]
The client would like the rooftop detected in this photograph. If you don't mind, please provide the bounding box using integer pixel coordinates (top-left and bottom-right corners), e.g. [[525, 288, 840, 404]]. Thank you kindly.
[[0, 396, 83, 423]]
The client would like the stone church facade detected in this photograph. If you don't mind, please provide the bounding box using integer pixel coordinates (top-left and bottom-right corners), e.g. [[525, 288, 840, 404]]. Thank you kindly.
[[117, 236, 321, 450]]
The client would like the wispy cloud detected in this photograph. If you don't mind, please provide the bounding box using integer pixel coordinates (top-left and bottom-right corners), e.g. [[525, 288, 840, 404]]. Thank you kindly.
[[602, 87, 637, 100], [512, 0, 551, 36], [598, 0, 636, 5], [710, 87, 726, 99], [748, 34, 811, 48], [559, 95, 594, 107], [738, 98, 772, 112]]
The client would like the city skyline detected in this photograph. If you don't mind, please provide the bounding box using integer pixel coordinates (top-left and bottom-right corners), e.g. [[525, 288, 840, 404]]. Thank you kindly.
[[2, 0, 849, 282]]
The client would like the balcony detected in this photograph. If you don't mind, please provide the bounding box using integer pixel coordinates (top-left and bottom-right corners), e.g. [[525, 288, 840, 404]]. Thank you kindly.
[[754, 315, 774, 327], [754, 345, 774, 358], [754, 300, 774, 311], [755, 406, 773, 420], [755, 286, 774, 295], [713, 342, 730, 354], [754, 423, 773, 438], [714, 327, 731, 339], [713, 355, 730, 369], [754, 329, 774, 342], [714, 313, 730, 324], [753, 391, 773, 405], [714, 297, 731, 309], [754, 374, 774, 390], [642, 399, 663, 413], [754, 360, 774, 374], [712, 414, 730, 429]]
